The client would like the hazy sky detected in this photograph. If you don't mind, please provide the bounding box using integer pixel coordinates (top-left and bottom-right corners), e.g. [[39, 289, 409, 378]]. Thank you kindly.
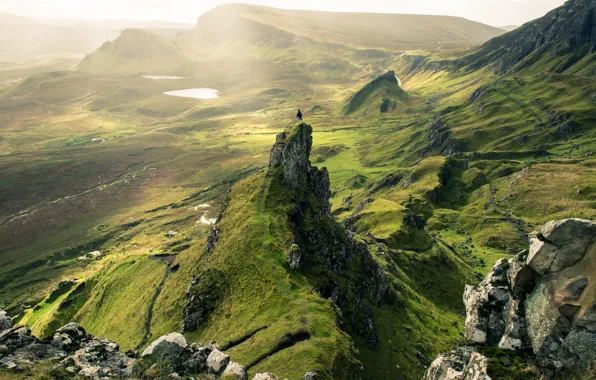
[[0, 0, 567, 27]]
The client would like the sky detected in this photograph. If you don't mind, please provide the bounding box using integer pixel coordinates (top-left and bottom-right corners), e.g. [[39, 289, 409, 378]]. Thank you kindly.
[[0, 0, 567, 27]]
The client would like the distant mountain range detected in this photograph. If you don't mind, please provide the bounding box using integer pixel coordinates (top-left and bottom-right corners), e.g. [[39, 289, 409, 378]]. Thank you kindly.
[[73, 4, 509, 82]]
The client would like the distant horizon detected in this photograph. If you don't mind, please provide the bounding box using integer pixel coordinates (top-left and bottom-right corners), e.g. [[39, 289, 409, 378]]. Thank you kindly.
[[0, 0, 566, 29]]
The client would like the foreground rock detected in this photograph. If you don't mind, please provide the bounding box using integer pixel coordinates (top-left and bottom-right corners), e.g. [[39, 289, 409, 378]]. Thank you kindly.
[[425, 218, 596, 379], [141, 332, 188, 365], [0, 322, 134, 377], [422, 347, 490, 380]]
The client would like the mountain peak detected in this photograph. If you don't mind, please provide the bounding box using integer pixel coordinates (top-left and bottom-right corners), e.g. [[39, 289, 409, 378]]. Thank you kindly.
[[461, 0, 595, 72]]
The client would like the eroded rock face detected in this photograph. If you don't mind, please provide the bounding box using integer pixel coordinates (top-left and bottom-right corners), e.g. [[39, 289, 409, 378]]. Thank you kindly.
[[422, 347, 490, 380], [463, 259, 514, 346], [526, 219, 596, 275], [427, 218, 596, 379], [269, 124, 393, 350]]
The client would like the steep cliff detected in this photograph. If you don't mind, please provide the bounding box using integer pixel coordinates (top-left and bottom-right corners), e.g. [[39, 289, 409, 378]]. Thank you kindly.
[[182, 123, 383, 379], [459, 0, 595, 73]]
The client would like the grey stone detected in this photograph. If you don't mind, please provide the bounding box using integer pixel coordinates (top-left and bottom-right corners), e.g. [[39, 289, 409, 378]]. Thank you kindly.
[[507, 256, 535, 294], [302, 372, 318, 380], [527, 219, 596, 275], [181, 346, 210, 374], [499, 298, 529, 350], [52, 323, 87, 351], [142, 332, 188, 365], [253, 373, 279, 380], [422, 347, 490, 380], [206, 348, 230, 374], [222, 361, 247, 380], [0, 310, 11, 332]]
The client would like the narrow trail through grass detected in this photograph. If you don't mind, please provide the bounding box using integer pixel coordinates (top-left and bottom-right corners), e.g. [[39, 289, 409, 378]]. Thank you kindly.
[[136, 259, 173, 350]]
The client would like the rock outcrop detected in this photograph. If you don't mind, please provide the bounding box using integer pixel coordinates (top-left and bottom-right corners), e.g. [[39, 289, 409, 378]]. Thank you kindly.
[[267, 123, 394, 349], [0, 310, 11, 332], [0, 322, 134, 378], [422, 347, 490, 380], [0, 323, 266, 380], [425, 218, 596, 379], [458, 0, 596, 73]]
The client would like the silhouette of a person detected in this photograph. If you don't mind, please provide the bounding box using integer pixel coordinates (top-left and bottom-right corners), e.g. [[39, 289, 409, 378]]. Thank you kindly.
[[297, 109, 303, 122]]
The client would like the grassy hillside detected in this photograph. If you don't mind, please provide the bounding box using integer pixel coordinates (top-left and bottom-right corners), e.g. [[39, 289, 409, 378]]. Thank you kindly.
[[343, 70, 408, 115], [0, 1, 595, 379], [75, 29, 193, 75], [186, 4, 505, 51]]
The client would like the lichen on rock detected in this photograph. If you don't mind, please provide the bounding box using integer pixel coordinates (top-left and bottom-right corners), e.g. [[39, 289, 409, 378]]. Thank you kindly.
[[426, 218, 596, 379]]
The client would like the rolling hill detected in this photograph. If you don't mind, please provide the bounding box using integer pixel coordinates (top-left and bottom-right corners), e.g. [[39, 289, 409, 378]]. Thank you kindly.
[[458, 0, 596, 73], [1, 1, 595, 380], [184, 4, 506, 51], [343, 71, 408, 115], [75, 29, 194, 75]]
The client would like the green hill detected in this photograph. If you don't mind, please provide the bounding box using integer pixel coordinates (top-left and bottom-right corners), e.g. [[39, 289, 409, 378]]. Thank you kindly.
[[185, 4, 505, 51], [344, 71, 408, 115], [1, 1, 595, 380], [75, 28, 193, 75], [458, 0, 596, 73]]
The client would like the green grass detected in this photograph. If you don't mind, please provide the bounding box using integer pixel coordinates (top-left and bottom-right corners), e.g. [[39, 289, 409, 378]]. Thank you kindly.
[[0, 9, 595, 379], [182, 171, 360, 380]]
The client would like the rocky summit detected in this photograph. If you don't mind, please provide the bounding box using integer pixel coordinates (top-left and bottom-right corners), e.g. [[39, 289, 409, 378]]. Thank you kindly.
[[425, 218, 596, 379]]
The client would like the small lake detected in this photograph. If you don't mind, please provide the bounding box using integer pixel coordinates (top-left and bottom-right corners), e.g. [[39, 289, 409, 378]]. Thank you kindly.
[[142, 75, 185, 80], [163, 88, 219, 99]]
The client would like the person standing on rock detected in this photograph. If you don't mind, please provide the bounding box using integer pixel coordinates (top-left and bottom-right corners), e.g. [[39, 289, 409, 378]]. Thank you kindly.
[[296, 109, 303, 122]]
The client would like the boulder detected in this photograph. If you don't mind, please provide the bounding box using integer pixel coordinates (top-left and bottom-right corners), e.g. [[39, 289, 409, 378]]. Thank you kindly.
[[206, 348, 230, 374], [302, 372, 318, 380], [422, 347, 490, 380], [222, 361, 248, 380], [52, 322, 87, 351], [141, 332, 187, 365], [430, 219, 596, 376], [253, 373, 279, 380], [526, 219, 596, 275], [0, 310, 11, 332], [0, 327, 36, 352]]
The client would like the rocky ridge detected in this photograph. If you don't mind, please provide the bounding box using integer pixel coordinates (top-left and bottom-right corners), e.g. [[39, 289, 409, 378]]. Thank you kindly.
[[267, 123, 395, 349], [184, 123, 395, 356], [0, 316, 314, 379], [461, 0, 595, 73], [424, 218, 596, 379]]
